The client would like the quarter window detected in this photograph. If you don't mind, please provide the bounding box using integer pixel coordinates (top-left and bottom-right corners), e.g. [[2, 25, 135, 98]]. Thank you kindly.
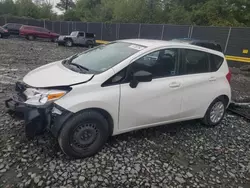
[[210, 54, 224, 72], [182, 49, 209, 75], [129, 49, 179, 78]]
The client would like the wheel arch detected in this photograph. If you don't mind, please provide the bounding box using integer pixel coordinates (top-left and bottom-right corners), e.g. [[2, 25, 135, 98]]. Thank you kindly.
[[51, 107, 114, 138], [64, 37, 73, 42], [217, 94, 230, 107], [85, 108, 114, 136]]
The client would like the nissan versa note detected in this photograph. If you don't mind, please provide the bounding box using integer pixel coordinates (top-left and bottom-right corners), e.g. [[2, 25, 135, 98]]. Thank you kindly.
[[5, 39, 231, 158]]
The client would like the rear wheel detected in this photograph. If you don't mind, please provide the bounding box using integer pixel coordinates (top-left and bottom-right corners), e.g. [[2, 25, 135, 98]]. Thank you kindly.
[[86, 40, 94, 48], [27, 35, 35, 40], [65, 39, 73, 47], [58, 110, 109, 158], [202, 98, 226, 126]]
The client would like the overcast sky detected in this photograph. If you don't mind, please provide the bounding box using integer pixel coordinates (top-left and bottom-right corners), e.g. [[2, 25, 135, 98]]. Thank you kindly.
[[50, 0, 64, 14]]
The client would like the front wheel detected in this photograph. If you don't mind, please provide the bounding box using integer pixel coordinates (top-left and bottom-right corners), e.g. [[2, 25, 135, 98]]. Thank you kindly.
[[65, 39, 73, 47], [58, 110, 109, 158], [51, 38, 57, 42], [202, 98, 226, 126]]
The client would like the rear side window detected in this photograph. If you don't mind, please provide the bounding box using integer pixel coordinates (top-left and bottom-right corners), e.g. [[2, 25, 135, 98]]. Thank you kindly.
[[6, 23, 14, 29], [78, 32, 84, 37], [15, 24, 22, 29], [86, 33, 95, 38], [181, 49, 209, 75], [210, 54, 224, 72]]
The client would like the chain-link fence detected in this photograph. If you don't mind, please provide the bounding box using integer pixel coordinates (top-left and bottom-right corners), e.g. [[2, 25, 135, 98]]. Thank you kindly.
[[1, 16, 250, 57]]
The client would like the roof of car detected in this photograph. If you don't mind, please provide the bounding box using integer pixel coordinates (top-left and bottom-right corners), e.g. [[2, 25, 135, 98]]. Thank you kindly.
[[119, 39, 224, 56], [120, 39, 188, 47], [21, 25, 43, 28]]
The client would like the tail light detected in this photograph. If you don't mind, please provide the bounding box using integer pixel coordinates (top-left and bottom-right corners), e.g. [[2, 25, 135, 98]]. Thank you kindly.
[[226, 69, 232, 83], [3, 29, 8, 32]]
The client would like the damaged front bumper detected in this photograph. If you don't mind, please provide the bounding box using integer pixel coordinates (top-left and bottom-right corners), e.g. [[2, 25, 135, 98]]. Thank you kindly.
[[5, 82, 72, 138]]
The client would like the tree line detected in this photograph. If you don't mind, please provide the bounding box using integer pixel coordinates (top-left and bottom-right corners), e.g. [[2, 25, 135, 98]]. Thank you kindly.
[[0, 0, 250, 26]]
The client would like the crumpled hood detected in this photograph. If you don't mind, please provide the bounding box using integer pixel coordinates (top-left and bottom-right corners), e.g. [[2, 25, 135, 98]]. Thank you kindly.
[[23, 61, 94, 88]]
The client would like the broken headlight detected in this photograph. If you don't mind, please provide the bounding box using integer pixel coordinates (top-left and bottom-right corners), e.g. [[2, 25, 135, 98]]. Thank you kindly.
[[23, 88, 68, 106]]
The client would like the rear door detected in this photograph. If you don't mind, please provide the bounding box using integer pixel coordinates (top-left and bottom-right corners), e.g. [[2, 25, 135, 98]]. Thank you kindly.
[[179, 48, 217, 119], [37, 28, 48, 38]]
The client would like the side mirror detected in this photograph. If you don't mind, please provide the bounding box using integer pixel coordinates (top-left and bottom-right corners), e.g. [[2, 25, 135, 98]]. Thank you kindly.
[[129, 71, 152, 88]]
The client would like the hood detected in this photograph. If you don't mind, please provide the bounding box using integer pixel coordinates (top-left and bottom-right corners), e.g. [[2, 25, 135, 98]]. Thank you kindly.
[[23, 61, 94, 88], [59, 35, 71, 38]]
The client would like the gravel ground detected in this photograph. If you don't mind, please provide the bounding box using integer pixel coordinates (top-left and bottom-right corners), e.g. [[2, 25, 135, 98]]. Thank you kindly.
[[0, 38, 250, 188]]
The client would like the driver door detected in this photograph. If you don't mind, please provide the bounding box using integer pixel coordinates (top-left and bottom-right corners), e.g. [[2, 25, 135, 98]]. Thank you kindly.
[[118, 48, 183, 132], [76, 32, 85, 45]]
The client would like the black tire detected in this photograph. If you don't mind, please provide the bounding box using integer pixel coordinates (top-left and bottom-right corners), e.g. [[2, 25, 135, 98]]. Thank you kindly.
[[86, 40, 94, 48], [51, 37, 58, 43], [0, 33, 2, 38], [58, 110, 109, 158], [65, 39, 73, 47], [27, 35, 35, 40], [202, 97, 226, 127]]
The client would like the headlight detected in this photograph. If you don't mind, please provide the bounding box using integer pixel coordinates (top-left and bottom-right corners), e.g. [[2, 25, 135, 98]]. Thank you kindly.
[[23, 88, 68, 106]]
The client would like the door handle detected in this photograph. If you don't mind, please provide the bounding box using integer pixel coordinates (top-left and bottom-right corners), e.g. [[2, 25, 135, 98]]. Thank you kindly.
[[209, 77, 216, 81], [169, 82, 181, 88]]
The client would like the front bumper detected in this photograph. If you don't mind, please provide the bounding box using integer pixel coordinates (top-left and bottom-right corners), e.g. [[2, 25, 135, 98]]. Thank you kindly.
[[57, 40, 66, 45], [5, 82, 72, 138]]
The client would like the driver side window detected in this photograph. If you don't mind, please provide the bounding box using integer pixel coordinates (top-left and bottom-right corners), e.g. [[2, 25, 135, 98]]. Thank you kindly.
[[129, 48, 179, 79], [78, 32, 84, 37]]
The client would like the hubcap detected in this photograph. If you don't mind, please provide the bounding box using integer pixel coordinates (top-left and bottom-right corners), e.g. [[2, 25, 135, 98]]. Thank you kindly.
[[210, 101, 224, 123], [66, 41, 72, 46], [71, 123, 98, 150]]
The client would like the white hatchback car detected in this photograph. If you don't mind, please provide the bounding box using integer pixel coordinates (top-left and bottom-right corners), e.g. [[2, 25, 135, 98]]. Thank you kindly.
[[6, 39, 231, 158]]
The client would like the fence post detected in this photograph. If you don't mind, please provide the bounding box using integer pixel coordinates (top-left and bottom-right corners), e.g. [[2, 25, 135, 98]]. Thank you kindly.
[[43, 20, 45, 28], [189, 25, 194, 38], [161, 24, 165, 40], [224, 27, 232, 53], [60, 21, 61, 34], [101, 23, 103, 40], [68, 22, 69, 35], [138, 24, 141, 38], [87, 22, 89, 32], [117, 23, 120, 39], [188, 26, 191, 38]]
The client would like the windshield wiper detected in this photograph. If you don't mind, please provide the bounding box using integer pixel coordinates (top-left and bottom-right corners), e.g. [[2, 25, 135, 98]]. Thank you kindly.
[[70, 62, 89, 72]]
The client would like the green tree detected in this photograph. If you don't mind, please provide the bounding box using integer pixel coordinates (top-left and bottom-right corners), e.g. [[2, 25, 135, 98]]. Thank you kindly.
[[56, 0, 76, 11], [0, 0, 17, 15]]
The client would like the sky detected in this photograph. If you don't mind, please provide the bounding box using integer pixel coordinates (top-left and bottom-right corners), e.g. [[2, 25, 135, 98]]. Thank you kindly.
[[50, 0, 64, 14]]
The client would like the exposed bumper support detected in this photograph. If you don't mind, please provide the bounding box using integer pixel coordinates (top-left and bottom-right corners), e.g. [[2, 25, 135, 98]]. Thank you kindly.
[[5, 82, 73, 138]]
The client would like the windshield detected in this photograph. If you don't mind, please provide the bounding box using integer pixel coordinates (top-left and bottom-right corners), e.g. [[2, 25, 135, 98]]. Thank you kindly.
[[70, 31, 78, 36], [68, 42, 145, 73]]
